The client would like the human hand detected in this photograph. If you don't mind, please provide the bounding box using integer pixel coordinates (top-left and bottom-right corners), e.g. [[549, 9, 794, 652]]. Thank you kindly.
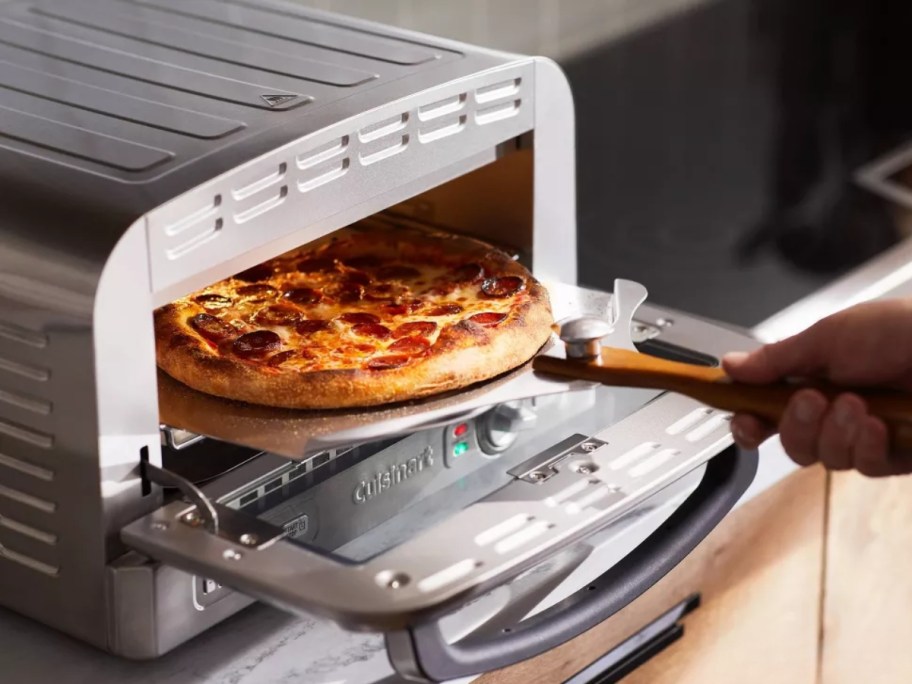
[[722, 298, 912, 476]]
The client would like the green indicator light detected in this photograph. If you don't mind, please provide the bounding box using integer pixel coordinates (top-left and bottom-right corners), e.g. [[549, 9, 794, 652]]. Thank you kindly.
[[453, 441, 469, 457]]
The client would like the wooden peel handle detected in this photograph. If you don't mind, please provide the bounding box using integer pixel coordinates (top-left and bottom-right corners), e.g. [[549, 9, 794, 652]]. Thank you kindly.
[[533, 347, 912, 451]]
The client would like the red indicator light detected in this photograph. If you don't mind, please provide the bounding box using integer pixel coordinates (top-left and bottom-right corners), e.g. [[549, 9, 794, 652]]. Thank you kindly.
[[453, 423, 469, 437]]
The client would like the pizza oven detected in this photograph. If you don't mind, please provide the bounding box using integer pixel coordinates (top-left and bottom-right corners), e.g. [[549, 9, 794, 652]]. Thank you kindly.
[[0, 1, 759, 681]]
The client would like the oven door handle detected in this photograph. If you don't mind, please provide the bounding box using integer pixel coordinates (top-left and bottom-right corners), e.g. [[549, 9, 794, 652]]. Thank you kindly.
[[386, 445, 757, 682]]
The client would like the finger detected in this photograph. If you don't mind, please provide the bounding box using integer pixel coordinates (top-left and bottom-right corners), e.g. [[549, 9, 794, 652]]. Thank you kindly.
[[730, 414, 774, 450], [778, 389, 828, 467], [853, 416, 890, 477], [723, 322, 833, 384], [816, 394, 866, 471]]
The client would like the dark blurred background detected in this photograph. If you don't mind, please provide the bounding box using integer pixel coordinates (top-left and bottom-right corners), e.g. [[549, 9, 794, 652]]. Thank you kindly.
[[298, 0, 912, 327]]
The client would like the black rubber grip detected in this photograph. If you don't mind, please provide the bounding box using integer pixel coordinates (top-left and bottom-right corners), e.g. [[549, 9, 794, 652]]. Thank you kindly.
[[399, 445, 757, 681]]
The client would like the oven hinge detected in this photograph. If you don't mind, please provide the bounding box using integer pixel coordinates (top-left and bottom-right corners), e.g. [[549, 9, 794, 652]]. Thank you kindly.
[[142, 462, 286, 550], [507, 434, 607, 484]]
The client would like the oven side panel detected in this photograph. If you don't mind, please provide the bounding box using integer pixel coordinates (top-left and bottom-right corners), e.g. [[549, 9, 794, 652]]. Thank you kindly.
[[0, 231, 110, 647]]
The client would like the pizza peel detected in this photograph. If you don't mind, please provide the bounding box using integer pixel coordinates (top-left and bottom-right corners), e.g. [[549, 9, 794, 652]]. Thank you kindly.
[[535, 295, 912, 452]]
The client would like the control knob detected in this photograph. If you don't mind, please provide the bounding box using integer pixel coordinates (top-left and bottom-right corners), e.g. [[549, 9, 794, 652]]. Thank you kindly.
[[477, 401, 538, 455]]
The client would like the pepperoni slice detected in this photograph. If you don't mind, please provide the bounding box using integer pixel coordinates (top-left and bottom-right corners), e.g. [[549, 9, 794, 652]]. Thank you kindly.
[[295, 319, 329, 334], [232, 330, 281, 358], [367, 355, 410, 370], [353, 323, 391, 339], [339, 312, 380, 325], [482, 276, 525, 298], [329, 282, 364, 303], [393, 321, 437, 338], [234, 264, 273, 282], [345, 255, 381, 269], [382, 303, 409, 316], [297, 258, 336, 273], [189, 313, 236, 343], [469, 312, 507, 327], [389, 337, 431, 354], [453, 263, 485, 283], [377, 265, 421, 280], [194, 293, 232, 309], [267, 350, 298, 367], [237, 284, 278, 301], [428, 303, 463, 316], [283, 287, 323, 305], [344, 271, 372, 287], [253, 306, 303, 326]]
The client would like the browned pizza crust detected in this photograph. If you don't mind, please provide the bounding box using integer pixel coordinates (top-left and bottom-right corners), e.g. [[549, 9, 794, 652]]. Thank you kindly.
[[154, 223, 553, 409]]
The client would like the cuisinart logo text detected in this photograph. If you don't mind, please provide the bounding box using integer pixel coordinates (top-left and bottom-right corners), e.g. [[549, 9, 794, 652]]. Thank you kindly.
[[352, 447, 434, 504]]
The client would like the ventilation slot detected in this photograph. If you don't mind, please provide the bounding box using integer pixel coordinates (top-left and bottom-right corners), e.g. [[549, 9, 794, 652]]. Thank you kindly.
[[163, 195, 221, 237], [358, 113, 408, 143], [418, 115, 466, 143], [296, 136, 348, 170], [0, 388, 51, 416], [360, 135, 409, 165], [475, 78, 522, 104], [0, 321, 47, 349], [565, 484, 620, 515], [494, 520, 552, 554], [166, 218, 223, 260], [0, 542, 58, 577], [0, 356, 49, 382], [233, 185, 288, 224], [418, 93, 466, 121], [475, 514, 533, 547], [0, 482, 55, 513], [666, 408, 713, 436], [0, 417, 52, 449], [298, 158, 349, 193], [0, 452, 53, 481], [0, 513, 56, 545], [232, 163, 287, 201], [610, 442, 660, 471], [629, 449, 681, 478], [686, 414, 731, 442], [475, 100, 521, 125], [418, 559, 481, 593]]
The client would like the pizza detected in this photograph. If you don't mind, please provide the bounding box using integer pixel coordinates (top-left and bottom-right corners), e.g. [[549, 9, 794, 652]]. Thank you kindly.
[[154, 222, 553, 409]]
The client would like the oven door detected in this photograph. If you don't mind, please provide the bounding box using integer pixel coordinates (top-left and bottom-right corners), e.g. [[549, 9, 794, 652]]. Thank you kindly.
[[122, 285, 759, 682]]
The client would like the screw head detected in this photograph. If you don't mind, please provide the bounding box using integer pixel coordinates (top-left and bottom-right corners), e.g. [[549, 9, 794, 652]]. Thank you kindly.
[[150, 521, 169, 531], [376, 571, 411, 590], [529, 470, 548, 482], [239, 533, 258, 547], [183, 510, 203, 527], [223, 549, 243, 561], [657, 317, 674, 328], [577, 465, 592, 475], [581, 442, 599, 453]]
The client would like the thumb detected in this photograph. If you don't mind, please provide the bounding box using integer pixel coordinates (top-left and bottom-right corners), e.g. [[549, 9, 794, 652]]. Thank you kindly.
[[723, 324, 830, 384]]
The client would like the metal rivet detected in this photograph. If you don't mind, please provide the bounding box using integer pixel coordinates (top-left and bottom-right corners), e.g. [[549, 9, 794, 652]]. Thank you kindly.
[[571, 462, 598, 475], [239, 534, 258, 547], [382, 572, 410, 590], [223, 549, 243, 561], [183, 511, 203, 527]]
